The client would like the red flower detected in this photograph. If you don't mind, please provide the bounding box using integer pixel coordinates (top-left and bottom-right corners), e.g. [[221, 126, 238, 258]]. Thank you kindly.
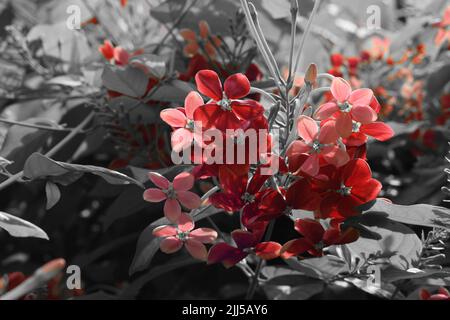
[[193, 70, 264, 131], [420, 287, 450, 300], [207, 230, 281, 268], [314, 77, 377, 138], [286, 115, 349, 177], [316, 159, 382, 219], [280, 218, 359, 259], [209, 165, 268, 213]]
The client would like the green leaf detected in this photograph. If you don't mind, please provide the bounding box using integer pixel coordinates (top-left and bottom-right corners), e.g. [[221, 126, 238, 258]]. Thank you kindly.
[[345, 213, 422, 270], [102, 65, 149, 98], [381, 267, 450, 283], [360, 199, 450, 230], [129, 205, 222, 275], [23, 153, 144, 188], [0, 211, 49, 240]]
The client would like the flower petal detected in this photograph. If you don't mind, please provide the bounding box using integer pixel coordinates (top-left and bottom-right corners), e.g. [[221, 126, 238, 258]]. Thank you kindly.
[[231, 230, 257, 249], [190, 228, 218, 243], [143, 188, 167, 202], [114, 47, 129, 65], [360, 122, 394, 141], [173, 172, 194, 191], [280, 238, 312, 259], [148, 172, 170, 189], [335, 113, 353, 138], [348, 88, 373, 106], [160, 108, 187, 128], [153, 225, 177, 238], [314, 102, 339, 120], [195, 70, 223, 101], [341, 159, 372, 186], [177, 191, 201, 209], [294, 218, 325, 243], [164, 199, 182, 223], [351, 105, 377, 124], [185, 91, 204, 119], [224, 73, 251, 99], [255, 241, 282, 260], [231, 100, 264, 120], [318, 121, 339, 144], [331, 77, 351, 103], [300, 154, 320, 177], [297, 116, 319, 143], [185, 239, 208, 261], [171, 128, 194, 152], [207, 243, 247, 268], [160, 236, 183, 254], [177, 212, 194, 232]]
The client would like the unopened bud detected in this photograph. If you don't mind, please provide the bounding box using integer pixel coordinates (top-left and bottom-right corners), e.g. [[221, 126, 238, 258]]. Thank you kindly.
[[305, 63, 317, 85]]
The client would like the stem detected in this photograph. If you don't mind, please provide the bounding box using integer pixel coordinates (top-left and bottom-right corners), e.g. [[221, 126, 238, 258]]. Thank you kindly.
[[293, 0, 322, 75], [250, 87, 278, 104], [287, 0, 299, 85], [0, 112, 95, 191], [245, 220, 275, 300], [0, 118, 75, 132], [240, 0, 283, 93]]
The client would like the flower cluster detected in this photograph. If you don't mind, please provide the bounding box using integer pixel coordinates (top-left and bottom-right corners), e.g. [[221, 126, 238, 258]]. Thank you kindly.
[[142, 67, 395, 267]]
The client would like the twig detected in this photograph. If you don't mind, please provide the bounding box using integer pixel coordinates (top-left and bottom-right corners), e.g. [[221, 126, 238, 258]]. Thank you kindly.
[[0, 112, 95, 191]]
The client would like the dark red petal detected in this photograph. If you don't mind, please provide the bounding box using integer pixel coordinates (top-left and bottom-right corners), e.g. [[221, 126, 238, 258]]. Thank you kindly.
[[280, 238, 313, 259], [231, 229, 257, 249], [224, 73, 251, 99], [341, 159, 372, 186], [193, 103, 223, 130], [294, 218, 325, 243], [195, 70, 223, 101], [231, 100, 264, 121], [286, 179, 321, 211], [255, 241, 282, 260], [360, 122, 394, 141], [207, 242, 247, 268], [351, 178, 382, 203], [209, 192, 243, 213]]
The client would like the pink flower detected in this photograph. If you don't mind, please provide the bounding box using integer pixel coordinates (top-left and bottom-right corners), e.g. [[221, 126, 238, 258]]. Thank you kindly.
[[160, 91, 204, 152], [143, 172, 202, 223], [286, 115, 349, 177], [314, 77, 378, 138], [153, 213, 217, 261]]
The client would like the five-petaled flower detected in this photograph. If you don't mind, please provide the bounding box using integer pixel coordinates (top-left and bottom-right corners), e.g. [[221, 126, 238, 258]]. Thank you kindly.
[[153, 213, 217, 261], [316, 159, 382, 219], [99, 40, 130, 65], [281, 218, 359, 259], [287, 115, 349, 177], [143, 172, 201, 223], [193, 70, 264, 131], [207, 230, 281, 268], [314, 77, 378, 138], [160, 91, 204, 152]]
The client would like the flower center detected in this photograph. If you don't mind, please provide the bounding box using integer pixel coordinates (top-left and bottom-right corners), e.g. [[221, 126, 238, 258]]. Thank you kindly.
[[217, 93, 232, 111], [352, 121, 362, 133], [310, 140, 323, 153], [338, 101, 352, 113], [165, 183, 176, 199], [241, 192, 255, 203], [337, 184, 352, 196], [185, 119, 195, 131], [177, 231, 189, 241]]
